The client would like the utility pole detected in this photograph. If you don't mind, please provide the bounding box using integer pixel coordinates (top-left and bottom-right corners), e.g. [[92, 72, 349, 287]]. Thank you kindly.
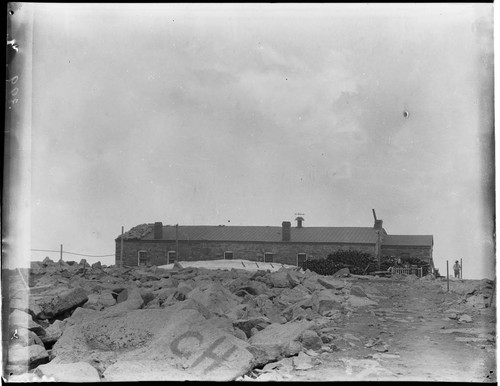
[[60, 244, 63, 263], [120, 226, 124, 268], [460, 258, 463, 279]]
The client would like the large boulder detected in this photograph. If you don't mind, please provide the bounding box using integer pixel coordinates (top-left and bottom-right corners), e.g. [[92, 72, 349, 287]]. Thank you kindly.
[[91, 261, 102, 270], [313, 290, 345, 315], [249, 295, 284, 324], [300, 330, 323, 351], [107, 287, 144, 313], [8, 343, 49, 370], [274, 288, 312, 309], [267, 270, 291, 288], [317, 277, 346, 290], [162, 286, 192, 306], [36, 287, 89, 319], [248, 320, 314, 364], [302, 277, 325, 292], [82, 292, 116, 311], [350, 285, 368, 297], [35, 361, 101, 382], [10, 296, 42, 319], [286, 270, 305, 287], [151, 277, 178, 291], [65, 307, 99, 327], [153, 287, 177, 303], [52, 306, 253, 381], [232, 280, 270, 297], [40, 320, 65, 345], [9, 309, 46, 337], [187, 282, 241, 315], [281, 298, 317, 322]]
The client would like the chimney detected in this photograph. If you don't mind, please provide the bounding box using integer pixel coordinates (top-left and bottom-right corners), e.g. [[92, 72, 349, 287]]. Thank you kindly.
[[295, 216, 304, 228], [154, 222, 163, 239], [282, 221, 291, 241], [374, 219, 383, 230]]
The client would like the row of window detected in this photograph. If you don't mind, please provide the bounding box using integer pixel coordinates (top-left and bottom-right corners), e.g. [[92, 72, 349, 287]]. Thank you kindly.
[[223, 252, 307, 266], [136, 250, 308, 267]]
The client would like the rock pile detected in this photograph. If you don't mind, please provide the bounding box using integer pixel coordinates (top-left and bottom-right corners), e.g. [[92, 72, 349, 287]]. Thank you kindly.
[[6, 259, 382, 381]]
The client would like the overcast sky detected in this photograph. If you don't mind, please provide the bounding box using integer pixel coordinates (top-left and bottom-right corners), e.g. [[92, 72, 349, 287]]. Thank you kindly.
[[20, 4, 494, 278]]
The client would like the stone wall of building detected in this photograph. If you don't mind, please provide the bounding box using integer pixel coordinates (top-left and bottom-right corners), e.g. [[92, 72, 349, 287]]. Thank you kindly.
[[115, 240, 378, 267]]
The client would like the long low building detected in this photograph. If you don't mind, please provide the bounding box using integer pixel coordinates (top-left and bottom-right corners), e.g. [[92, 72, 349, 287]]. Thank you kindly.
[[115, 216, 434, 271]]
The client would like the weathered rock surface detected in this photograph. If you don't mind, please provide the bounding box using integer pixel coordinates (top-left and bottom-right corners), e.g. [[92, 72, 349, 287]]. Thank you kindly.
[[233, 316, 271, 338], [8, 259, 494, 382], [249, 320, 314, 364], [302, 277, 325, 292], [187, 282, 241, 315], [300, 329, 323, 351], [267, 270, 292, 288], [314, 290, 345, 315], [34, 361, 101, 382], [317, 277, 346, 290], [40, 320, 66, 345], [12, 327, 44, 347], [459, 314, 473, 323], [107, 287, 144, 313], [36, 287, 89, 319], [9, 309, 46, 337], [10, 296, 43, 318], [51, 305, 254, 381], [9, 343, 49, 369], [82, 291, 116, 310], [347, 295, 378, 307]]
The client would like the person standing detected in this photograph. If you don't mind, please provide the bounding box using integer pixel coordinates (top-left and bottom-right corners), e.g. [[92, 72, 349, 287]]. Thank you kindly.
[[453, 260, 461, 278]]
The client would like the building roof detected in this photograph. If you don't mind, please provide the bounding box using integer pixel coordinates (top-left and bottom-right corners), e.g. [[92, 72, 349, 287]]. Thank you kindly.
[[382, 234, 433, 247], [138, 225, 381, 244], [119, 223, 433, 247]]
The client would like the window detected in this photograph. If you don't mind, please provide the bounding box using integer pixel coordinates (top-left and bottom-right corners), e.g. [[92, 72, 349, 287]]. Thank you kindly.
[[138, 250, 148, 266], [167, 251, 176, 265], [224, 251, 234, 260], [297, 253, 307, 267], [264, 252, 274, 263]]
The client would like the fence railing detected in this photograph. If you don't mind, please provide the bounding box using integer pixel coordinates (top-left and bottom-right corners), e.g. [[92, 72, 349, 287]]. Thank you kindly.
[[390, 266, 423, 278]]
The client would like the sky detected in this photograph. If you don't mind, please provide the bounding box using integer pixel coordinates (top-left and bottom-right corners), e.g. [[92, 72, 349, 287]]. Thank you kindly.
[[6, 4, 495, 279]]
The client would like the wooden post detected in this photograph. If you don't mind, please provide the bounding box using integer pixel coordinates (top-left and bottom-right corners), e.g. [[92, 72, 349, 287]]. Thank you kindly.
[[460, 258, 463, 279], [176, 224, 179, 261], [446, 260, 449, 292], [60, 244, 63, 262], [120, 226, 124, 268], [376, 230, 381, 271]]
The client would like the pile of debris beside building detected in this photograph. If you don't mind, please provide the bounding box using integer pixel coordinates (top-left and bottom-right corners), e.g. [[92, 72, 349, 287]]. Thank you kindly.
[[5, 258, 495, 382]]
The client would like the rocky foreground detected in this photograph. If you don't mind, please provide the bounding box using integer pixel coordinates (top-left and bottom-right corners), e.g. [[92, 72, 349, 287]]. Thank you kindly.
[[4, 258, 496, 382]]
